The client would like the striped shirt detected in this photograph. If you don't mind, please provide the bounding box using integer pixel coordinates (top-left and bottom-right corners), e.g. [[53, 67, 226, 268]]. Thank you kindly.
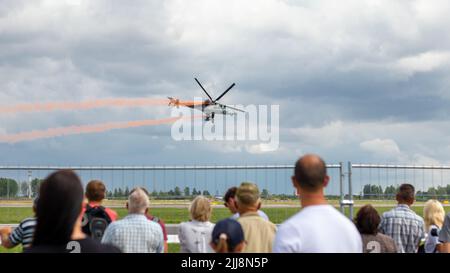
[[9, 217, 36, 249], [101, 214, 164, 253], [379, 204, 425, 253]]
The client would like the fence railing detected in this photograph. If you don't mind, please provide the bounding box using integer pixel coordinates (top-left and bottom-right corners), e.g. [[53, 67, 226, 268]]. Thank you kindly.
[[1, 163, 450, 221]]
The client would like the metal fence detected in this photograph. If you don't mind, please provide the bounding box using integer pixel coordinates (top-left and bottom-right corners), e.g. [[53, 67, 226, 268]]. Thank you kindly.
[[0, 164, 344, 199], [1, 163, 450, 222]]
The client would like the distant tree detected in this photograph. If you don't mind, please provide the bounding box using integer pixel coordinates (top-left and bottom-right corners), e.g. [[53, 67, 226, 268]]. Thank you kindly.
[[184, 186, 190, 197], [20, 181, 29, 197], [202, 190, 210, 196], [362, 184, 383, 199], [113, 188, 118, 198], [427, 187, 437, 198], [0, 178, 19, 198], [174, 186, 182, 196], [118, 188, 124, 198], [151, 190, 158, 197], [168, 190, 175, 196], [192, 188, 199, 196], [105, 190, 112, 198], [436, 186, 447, 196], [384, 185, 397, 198], [124, 187, 130, 197], [158, 190, 167, 197], [261, 189, 270, 199], [31, 178, 43, 197]]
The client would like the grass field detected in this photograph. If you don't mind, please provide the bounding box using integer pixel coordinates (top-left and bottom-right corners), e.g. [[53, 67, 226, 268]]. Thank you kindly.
[[0, 205, 450, 224], [1, 204, 449, 225], [1, 203, 449, 253]]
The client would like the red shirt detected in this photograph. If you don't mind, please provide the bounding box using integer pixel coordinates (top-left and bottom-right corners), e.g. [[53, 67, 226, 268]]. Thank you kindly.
[[82, 202, 118, 222], [145, 214, 168, 242]]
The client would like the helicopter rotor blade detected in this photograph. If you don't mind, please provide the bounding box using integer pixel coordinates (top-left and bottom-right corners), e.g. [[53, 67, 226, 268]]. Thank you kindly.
[[214, 83, 235, 102], [194, 78, 214, 102]]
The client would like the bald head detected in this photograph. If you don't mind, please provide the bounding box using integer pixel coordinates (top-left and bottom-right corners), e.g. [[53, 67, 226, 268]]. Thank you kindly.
[[294, 154, 328, 191]]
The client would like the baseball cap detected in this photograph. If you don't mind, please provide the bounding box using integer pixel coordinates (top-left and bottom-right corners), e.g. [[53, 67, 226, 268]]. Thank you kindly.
[[211, 218, 245, 251]]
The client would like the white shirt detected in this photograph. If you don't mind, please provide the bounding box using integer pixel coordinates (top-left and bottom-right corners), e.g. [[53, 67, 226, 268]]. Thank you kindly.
[[425, 225, 441, 253], [232, 210, 269, 221], [273, 204, 362, 253], [178, 220, 215, 253]]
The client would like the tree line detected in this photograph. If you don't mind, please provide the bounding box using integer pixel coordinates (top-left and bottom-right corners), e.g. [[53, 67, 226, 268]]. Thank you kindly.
[[2, 177, 450, 200], [360, 184, 450, 200], [0, 178, 276, 200]]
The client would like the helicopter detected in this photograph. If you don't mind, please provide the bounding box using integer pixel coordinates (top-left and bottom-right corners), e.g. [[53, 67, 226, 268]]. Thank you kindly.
[[168, 78, 245, 122]]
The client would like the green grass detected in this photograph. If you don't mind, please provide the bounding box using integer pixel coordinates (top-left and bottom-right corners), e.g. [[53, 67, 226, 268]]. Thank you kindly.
[[1, 205, 450, 225], [0, 245, 22, 253], [2, 204, 450, 253], [168, 243, 180, 253]]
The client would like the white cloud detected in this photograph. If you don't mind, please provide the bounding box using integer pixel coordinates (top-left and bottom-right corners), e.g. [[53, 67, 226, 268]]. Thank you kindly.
[[360, 138, 401, 158], [394, 51, 450, 76], [245, 143, 277, 154], [285, 119, 450, 164]]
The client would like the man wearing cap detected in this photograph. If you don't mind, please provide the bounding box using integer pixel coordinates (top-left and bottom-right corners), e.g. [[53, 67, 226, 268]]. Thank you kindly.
[[235, 182, 277, 253]]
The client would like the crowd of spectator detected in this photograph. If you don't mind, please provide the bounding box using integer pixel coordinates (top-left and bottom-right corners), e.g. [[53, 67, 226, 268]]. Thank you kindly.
[[1, 154, 450, 253]]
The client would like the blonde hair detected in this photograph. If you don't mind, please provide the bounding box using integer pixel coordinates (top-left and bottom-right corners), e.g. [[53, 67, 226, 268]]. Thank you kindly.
[[214, 233, 229, 253], [189, 195, 212, 222], [423, 199, 445, 231]]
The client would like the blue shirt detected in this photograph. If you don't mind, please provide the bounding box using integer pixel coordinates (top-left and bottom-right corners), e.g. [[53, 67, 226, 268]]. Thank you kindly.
[[380, 204, 425, 253]]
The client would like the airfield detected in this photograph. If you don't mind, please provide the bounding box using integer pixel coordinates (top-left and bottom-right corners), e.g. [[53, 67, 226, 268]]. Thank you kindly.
[[1, 199, 449, 253]]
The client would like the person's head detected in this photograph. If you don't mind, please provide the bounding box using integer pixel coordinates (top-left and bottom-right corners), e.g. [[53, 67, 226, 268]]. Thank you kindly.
[[32, 196, 39, 214], [210, 218, 246, 253], [423, 199, 445, 231], [189, 195, 212, 222], [354, 204, 381, 235], [33, 170, 84, 246], [396, 184, 415, 205], [126, 187, 150, 214], [235, 182, 261, 214], [223, 187, 238, 214], [85, 180, 107, 203], [293, 154, 329, 196]]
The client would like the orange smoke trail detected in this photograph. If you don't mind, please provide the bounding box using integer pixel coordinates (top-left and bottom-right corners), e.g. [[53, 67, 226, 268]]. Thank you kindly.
[[0, 115, 203, 144], [0, 98, 170, 114]]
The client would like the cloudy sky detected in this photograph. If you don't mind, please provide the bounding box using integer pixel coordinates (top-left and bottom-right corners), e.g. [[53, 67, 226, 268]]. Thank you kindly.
[[1, 0, 450, 167]]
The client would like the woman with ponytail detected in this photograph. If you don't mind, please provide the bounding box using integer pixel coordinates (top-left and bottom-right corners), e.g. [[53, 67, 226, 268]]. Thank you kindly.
[[210, 219, 246, 253]]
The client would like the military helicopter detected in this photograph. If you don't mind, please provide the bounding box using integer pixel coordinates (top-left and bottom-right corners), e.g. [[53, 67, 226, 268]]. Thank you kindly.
[[168, 78, 245, 122]]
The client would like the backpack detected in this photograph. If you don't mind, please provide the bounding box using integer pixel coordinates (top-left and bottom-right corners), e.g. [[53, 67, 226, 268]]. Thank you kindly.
[[82, 205, 112, 240]]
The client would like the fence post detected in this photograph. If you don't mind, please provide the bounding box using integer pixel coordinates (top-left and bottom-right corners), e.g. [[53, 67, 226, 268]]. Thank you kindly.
[[28, 170, 32, 199], [348, 161, 354, 220], [339, 162, 345, 214]]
